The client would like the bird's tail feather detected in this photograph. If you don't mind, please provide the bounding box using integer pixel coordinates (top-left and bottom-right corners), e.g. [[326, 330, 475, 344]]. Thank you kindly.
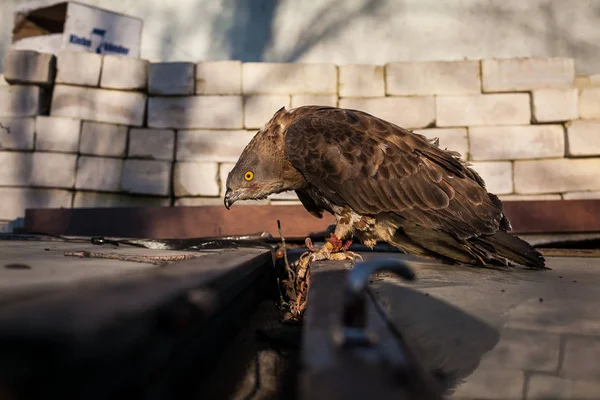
[[473, 231, 547, 270]]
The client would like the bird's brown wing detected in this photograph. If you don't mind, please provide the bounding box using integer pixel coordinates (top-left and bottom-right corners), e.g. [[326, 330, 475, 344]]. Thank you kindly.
[[284, 108, 507, 240]]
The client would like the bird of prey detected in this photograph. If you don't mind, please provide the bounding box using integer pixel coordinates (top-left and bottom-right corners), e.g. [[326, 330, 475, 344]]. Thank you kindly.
[[224, 106, 546, 269]]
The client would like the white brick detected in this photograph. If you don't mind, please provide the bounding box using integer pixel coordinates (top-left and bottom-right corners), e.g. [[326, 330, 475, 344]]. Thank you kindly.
[[339, 65, 385, 97], [339, 97, 435, 129], [469, 161, 513, 194], [499, 194, 562, 201], [0, 188, 72, 220], [0, 85, 44, 117], [436, 94, 531, 127], [51, 85, 146, 126], [482, 57, 575, 92], [575, 74, 600, 89], [128, 128, 175, 161], [148, 62, 195, 95], [55, 51, 102, 86], [244, 95, 290, 129], [2, 50, 55, 85], [0, 117, 35, 150], [100, 55, 148, 90], [291, 95, 337, 108], [532, 88, 578, 122], [579, 87, 600, 119], [195, 61, 241, 95], [121, 160, 172, 196], [176, 197, 231, 206], [31, 152, 77, 188], [562, 191, 600, 200], [386, 60, 480, 95], [218, 162, 235, 196], [35, 116, 80, 153], [75, 157, 123, 192], [514, 159, 600, 194], [413, 128, 468, 159], [0, 74, 7, 86], [567, 120, 600, 157], [79, 121, 127, 157], [176, 130, 251, 162], [269, 191, 299, 201], [0, 152, 32, 186], [73, 192, 169, 208], [469, 125, 564, 161], [147, 96, 243, 129], [174, 162, 219, 197], [243, 63, 337, 94]]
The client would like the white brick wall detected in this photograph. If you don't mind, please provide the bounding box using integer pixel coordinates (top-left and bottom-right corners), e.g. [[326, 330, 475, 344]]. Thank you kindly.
[[499, 194, 562, 201], [31, 152, 77, 188], [243, 63, 337, 94], [481, 57, 575, 92], [218, 162, 235, 196], [578, 87, 600, 119], [174, 162, 220, 197], [0, 151, 32, 186], [176, 130, 252, 162], [413, 128, 469, 158], [566, 120, 600, 157], [562, 191, 600, 200], [514, 159, 600, 193], [0, 85, 44, 117], [2, 50, 55, 86], [291, 95, 337, 108], [436, 94, 531, 127], [121, 160, 172, 196], [73, 192, 170, 208], [147, 96, 243, 129], [0, 117, 35, 150], [339, 65, 385, 97], [35, 116, 81, 153], [55, 51, 102, 86], [128, 128, 175, 161], [79, 121, 128, 157], [469, 161, 514, 194], [0, 188, 72, 220], [195, 61, 242, 95], [339, 96, 435, 129], [75, 157, 123, 192], [244, 95, 291, 129], [148, 62, 195, 95], [100, 55, 148, 90], [469, 125, 565, 160], [532, 88, 579, 122], [386, 61, 481, 95], [51, 85, 146, 126]]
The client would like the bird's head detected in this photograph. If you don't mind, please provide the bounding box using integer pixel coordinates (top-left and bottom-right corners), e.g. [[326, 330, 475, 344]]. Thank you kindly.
[[224, 107, 305, 209]]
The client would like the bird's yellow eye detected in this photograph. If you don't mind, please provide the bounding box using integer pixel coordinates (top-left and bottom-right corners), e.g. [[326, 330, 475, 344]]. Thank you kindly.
[[244, 171, 254, 181]]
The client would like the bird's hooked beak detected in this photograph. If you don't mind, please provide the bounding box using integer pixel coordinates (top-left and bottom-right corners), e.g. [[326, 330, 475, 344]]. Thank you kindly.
[[224, 188, 235, 210]]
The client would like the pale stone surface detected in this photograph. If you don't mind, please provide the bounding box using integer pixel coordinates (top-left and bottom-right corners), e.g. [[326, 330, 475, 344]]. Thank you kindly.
[[450, 368, 524, 399], [514, 159, 600, 193], [243, 63, 337, 94], [481, 57, 575, 92], [148, 62, 195, 95], [0, 85, 44, 117], [128, 128, 175, 161], [579, 87, 600, 119], [79, 121, 127, 157], [2, 49, 55, 85], [31, 152, 77, 188], [413, 128, 469, 158], [174, 161, 220, 197], [386, 60, 481, 95], [436, 94, 531, 127], [51, 85, 146, 126], [121, 160, 172, 196], [0, 151, 32, 186], [339, 96, 435, 128], [339, 64, 385, 97], [195, 61, 242, 94], [0, 74, 7, 86], [575, 74, 600, 89], [55, 51, 102, 86], [469, 161, 513, 194], [0, 117, 35, 150], [526, 375, 572, 400], [499, 194, 562, 201], [268, 191, 299, 201], [566, 120, 600, 157], [176, 130, 251, 162], [0, 188, 72, 220], [291, 95, 337, 108], [100, 55, 149, 90], [75, 157, 123, 192], [469, 125, 565, 161], [532, 88, 579, 122], [218, 162, 235, 196], [175, 197, 225, 206], [562, 191, 600, 200], [562, 337, 600, 380], [73, 192, 170, 208], [147, 96, 243, 129], [244, 95, 291, 129], [35, 116, 81, 153]]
